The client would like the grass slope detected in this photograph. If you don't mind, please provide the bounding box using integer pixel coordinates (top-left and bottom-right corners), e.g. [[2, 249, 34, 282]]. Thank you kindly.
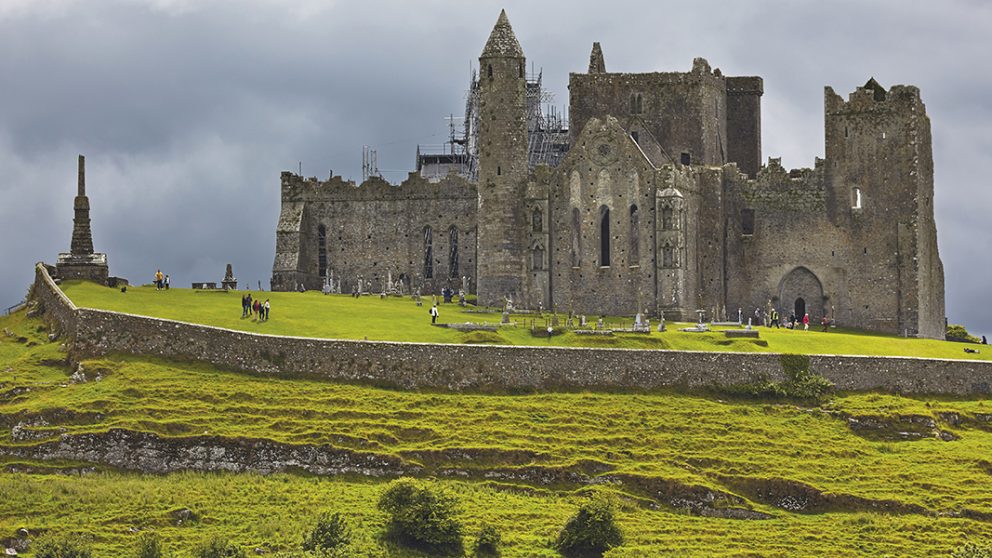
[[61, 281, 992, 360], [2, 311, 992, 556]]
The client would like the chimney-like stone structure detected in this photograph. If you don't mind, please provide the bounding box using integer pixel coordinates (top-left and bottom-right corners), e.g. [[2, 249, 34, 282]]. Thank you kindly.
[[588, 42, 605, 73], [57, 154, 109, 284]]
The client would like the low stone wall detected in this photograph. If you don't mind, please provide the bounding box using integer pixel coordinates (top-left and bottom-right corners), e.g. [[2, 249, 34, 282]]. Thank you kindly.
[[32, 264, 992, 396]]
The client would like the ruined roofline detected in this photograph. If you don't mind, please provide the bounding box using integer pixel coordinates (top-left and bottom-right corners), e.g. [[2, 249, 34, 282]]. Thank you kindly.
[[824, 81, 926, 115], [280, 170, 477, 201]]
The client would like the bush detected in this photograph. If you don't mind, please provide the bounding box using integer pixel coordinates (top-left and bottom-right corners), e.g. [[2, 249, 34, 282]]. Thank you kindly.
[[34, 533, 93, 558], [473, 523, 501, 556], [135, 532, 164, 558], [302, 512, 350, 552], [954, 542, 992, 558], [555, 499, 624, 557], [194, 536, 246, 558], [947, 324, 981, 343], [377, 478, 463, 553]]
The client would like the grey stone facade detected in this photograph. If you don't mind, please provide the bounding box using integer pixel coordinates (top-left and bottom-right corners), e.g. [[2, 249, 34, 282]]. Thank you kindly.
[[271, 11, 945, 338]]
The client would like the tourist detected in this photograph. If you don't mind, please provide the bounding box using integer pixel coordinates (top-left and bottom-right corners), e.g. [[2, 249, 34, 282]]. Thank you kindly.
[[770, 308, 780, 328], [821, 315, 830, 332], [430, 303, 439, 324], [164, 274, 170, 290], [788, 312, 796, 329], [803, 313, 810, 331], [264, 299, 270, 321], [253, 299, 260, 321], [154, 269, 164, 290], [754, 307, 761, 325]]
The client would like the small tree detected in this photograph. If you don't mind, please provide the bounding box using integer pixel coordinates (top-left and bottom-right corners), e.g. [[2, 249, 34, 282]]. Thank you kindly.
[[194, 536, 246, 558], [34, 533, 93, 558], [473, 523, 501, 557], [555, 499, 624, 557], [135, 531, 164, 558], [377, 478, 463, 553], [302, 511, 350, 552]]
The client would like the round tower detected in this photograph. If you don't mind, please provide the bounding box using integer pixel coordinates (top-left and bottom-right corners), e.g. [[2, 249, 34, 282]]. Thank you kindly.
[[475, 9, 529, 306]]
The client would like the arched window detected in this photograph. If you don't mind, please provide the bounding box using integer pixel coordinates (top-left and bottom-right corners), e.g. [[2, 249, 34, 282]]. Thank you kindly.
[[662, 206, 674, 230], [636, 94, 643, 114], [487, 64, 493, 78], [662, 243, 674, 268], [532, 208, 543, 232], [852, 187, 862, 210], [599, 205, 611, 267], [448, 226, 459, 278], [317, 224, 327, 279], [532, 245, 544, 271], [423, 226, 433, 279], [571, 207, 581, 267], [629, 205, 639, 265], [630, 94, 636, 114]]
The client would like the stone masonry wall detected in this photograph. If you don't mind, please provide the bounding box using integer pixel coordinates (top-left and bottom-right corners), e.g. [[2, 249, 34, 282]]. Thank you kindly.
[[33, 264, 992, 397]]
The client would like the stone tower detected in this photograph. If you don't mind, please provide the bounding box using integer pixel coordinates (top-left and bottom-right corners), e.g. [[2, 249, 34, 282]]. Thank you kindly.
[[475, 10, 529, 306], [824, 79, 944, 337], [57, 155, 109, 283]]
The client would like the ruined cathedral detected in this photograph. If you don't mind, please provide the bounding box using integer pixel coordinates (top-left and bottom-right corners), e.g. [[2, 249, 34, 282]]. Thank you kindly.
[[272, 10, 945, 339]]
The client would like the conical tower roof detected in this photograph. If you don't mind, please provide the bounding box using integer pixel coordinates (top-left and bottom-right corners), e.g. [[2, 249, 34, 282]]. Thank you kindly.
[[481, 9, 523, 58]]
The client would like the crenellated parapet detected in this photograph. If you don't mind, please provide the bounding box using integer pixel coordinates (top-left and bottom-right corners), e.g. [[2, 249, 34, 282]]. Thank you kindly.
[[280, 171, 477, 203]]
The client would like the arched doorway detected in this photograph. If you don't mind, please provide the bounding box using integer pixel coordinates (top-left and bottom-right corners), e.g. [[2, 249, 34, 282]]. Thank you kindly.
[[778, 267, 824, 319]]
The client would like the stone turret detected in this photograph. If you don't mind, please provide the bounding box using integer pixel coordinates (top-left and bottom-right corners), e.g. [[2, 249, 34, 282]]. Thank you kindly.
[[475, 9, 529, 306], [588, 42, 605, 74], [57, 155, 109, 283]]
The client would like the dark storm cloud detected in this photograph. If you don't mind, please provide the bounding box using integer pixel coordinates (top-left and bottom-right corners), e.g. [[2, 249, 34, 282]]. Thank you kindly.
[[1, 0, 989, 338]]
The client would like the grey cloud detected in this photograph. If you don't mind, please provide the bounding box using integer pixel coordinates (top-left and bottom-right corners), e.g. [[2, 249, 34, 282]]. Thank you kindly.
[[1, 0, 989, 339]]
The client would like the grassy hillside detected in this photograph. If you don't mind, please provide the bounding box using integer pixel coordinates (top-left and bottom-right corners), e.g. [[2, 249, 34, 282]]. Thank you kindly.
[[60, 281, 991, 360], [3, 311, 992, 556]]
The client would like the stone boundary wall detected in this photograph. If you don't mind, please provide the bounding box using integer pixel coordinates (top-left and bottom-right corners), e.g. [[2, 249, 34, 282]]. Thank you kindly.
[[32, 264, 992, 396]]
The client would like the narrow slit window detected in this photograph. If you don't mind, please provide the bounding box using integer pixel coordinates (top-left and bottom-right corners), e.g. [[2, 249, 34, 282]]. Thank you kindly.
[[629, 205, 640, 265], [599, 205, 611, 267], [423, 226, 433, 279], [852, 187, 862, 209]]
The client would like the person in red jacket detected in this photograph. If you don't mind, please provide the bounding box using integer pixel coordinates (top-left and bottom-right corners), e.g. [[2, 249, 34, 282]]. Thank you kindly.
[[803, 313, 810, 331]]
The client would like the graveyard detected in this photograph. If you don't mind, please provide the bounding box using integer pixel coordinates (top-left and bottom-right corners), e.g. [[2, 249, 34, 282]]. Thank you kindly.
[[58, 280, 992, 361]]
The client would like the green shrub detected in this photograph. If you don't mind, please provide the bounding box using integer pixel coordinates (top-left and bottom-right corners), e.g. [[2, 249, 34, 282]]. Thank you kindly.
[[377, 478, 463, 553], [135, 532, 164, 558], [194, 536, 246, 558], [555, 498, 624, 557], [302, 511, 350, 551], [473, 523, 502, 556], [953, 542, 992, 558], [947, 324, 981, 343], [34, 533, 93, 558]]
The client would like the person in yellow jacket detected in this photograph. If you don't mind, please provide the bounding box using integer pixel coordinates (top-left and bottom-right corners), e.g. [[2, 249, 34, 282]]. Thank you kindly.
[[154, 269, 164, 290]]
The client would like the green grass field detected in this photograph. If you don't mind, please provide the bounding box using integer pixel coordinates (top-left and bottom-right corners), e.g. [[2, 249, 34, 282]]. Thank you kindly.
[[60, 281, 992, 360], [3, 310, 992, 556]]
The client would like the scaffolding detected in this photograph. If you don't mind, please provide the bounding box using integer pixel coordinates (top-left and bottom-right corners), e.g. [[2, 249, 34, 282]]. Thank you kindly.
[[416, 65, 570, 182]]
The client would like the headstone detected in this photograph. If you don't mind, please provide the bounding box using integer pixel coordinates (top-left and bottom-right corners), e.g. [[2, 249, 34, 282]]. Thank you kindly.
[[658, 315, 666, 332], [596, 317, 604, 330], [580, 315, 587, 327]]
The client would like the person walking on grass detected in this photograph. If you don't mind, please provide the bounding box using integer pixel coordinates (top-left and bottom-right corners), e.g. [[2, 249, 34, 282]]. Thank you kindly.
[[264, 299, 270, 322], [164, 274, 170, 290], [803, 312, 810, 331], [430, 303, 439, 325], [154, 269, 164, 290], [770, 308, 780, 328]]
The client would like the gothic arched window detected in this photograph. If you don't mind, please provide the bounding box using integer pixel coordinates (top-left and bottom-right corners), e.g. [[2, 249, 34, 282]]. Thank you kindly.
[[662, 206, 674, 230], [629, 205, 639, 266], [317, 224, 327, 279], [532, 208, 543, 232], [571, 207, 581, 267], [662, 243, 674, 268], [448, 226, 459, 278], [423, 226, 433, 279], [599, 205, 611, 267], [532, 245, 545, 271]]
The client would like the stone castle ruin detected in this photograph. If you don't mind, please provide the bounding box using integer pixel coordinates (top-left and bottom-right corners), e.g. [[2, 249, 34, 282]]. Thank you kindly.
[[271, 10, 945, 338]]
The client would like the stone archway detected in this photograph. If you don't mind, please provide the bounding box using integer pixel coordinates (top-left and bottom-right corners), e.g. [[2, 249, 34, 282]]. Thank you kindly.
[[779, 267, 824, 319]]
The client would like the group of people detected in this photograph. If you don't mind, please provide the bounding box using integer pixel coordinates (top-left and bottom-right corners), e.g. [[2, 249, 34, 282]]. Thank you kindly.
[[154, 269, 170, 290], [750, 306, 821, 331], [241, 293, 270, 322]]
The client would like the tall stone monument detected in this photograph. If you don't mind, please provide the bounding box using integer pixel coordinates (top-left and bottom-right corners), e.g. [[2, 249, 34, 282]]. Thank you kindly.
[[57, 155, 109, 283]]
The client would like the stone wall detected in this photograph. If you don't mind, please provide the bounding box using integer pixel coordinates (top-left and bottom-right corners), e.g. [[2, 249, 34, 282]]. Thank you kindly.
[[33, 264, 992, 397]]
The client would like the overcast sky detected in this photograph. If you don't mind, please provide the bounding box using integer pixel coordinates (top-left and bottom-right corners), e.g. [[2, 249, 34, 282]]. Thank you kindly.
[[1, 0, 989, 338]]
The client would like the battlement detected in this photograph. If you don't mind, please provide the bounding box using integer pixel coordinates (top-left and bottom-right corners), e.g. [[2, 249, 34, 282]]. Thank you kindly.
[[726, 76, 763, 95], [279, 170, 476, 203], [825, 79, 925, 115]]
